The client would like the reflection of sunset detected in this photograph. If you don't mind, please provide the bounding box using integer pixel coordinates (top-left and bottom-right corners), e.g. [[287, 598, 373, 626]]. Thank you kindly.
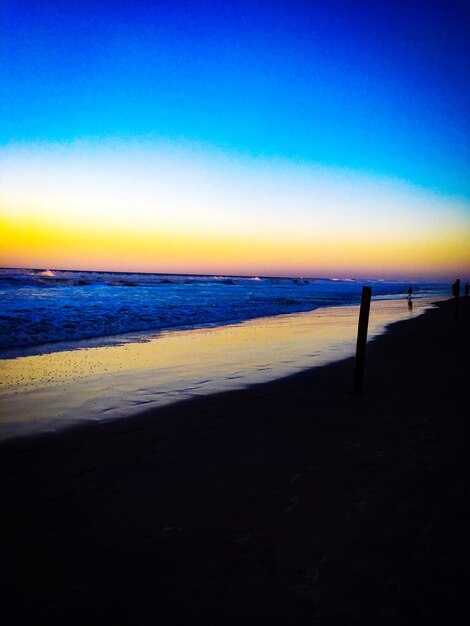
[[0, 298, 443, 433]]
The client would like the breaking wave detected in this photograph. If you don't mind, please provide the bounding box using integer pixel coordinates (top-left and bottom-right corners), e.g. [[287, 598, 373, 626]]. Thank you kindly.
[[0, 268, 449, 352]]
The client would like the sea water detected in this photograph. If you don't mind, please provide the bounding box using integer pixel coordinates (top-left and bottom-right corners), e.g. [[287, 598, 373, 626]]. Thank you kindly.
[[0, 268, 450, 438], [0, 268, 449, 355]]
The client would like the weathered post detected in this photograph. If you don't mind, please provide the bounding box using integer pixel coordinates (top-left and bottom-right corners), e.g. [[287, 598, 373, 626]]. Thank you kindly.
[[353, 286, 372, 395]]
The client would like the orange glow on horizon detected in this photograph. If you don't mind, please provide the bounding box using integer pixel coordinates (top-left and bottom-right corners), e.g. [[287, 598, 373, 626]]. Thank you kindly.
[[1, 209, 469, 280]]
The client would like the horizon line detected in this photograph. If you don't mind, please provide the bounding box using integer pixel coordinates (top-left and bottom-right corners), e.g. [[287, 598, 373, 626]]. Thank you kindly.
[[0, 266, 458, 284]]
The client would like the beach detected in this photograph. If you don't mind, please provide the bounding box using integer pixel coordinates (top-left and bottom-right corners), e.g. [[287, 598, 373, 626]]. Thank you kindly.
[[0, 296, 445, 439], [1, 297, 468, 624]]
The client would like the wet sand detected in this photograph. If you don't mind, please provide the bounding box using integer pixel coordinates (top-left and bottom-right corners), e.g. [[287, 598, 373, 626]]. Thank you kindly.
[[0, 297, 442, 439], [1, 298, 469, 625]]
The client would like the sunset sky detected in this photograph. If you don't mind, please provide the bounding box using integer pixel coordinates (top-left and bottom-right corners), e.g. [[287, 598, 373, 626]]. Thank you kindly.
[[1, 0, 469, 279]]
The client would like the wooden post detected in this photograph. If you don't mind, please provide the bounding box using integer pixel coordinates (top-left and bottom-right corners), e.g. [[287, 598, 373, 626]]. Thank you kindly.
[[353, 286, 372, 395]]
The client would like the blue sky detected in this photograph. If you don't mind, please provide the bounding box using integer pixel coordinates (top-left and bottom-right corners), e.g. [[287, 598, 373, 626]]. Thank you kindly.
[[1, 1, 469, 278], [2, 0, 469, 197]]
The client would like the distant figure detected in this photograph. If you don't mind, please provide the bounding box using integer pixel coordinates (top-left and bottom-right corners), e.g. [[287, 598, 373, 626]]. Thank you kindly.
[[407, 286, 412, 298], [453, 278, 461, 319], [452, 279, 461, 298], [465, 282, 470, 297]]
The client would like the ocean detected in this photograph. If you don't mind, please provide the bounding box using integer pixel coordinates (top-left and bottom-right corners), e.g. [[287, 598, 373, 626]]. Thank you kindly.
[[0, 267, 450, 355]]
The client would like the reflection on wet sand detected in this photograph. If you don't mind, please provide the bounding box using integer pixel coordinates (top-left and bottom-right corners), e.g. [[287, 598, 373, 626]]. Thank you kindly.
[[0, 297, 445, 439]]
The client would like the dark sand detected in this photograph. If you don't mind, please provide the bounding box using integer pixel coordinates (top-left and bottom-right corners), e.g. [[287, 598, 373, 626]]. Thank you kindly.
[[1, 298, 469, 625]]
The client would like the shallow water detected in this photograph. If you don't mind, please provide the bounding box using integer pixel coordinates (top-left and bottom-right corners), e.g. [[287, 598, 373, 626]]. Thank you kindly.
[[0, 297, 445, 440], [0, 268, 449, 353]]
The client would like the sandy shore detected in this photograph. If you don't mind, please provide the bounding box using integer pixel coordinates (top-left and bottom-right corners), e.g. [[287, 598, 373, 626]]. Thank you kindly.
[[0, 297, 442, 440], [1, 298, 468, 625]]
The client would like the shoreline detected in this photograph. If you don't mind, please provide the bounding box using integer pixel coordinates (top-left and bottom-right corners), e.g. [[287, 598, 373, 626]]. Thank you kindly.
[[1, 268, 450, 360], [0, 292, 443, 361], [0, 296, 445, 441], [1, 297, 469, 624]]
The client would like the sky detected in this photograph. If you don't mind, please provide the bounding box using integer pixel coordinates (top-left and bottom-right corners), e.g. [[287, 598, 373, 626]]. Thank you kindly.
[[1, 0, 469, 279]]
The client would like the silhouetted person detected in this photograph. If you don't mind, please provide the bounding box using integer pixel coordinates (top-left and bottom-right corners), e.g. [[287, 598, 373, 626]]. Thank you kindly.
[[465, 282, 470, 297], [407, 286, 412, 298], [452, 279, 460, 298]]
